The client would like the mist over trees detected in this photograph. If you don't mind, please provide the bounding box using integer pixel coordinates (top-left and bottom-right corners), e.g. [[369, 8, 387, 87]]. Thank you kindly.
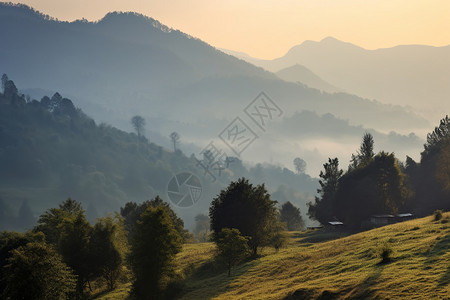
[[0, 2, 431, 179], [280, 201, 305, 231], [0, 74, 318, 232], [293, 157, 307, 174]]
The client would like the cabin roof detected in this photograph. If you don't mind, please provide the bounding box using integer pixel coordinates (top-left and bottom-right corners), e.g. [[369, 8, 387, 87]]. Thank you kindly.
[[328, 221, 344, 226], [397, 213, 413, 217], [371, 214, 395, 218]]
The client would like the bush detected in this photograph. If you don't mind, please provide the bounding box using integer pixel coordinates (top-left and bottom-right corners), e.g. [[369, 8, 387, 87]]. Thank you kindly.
[[216, 228, 249, 276], [434, 210, 443, 221], [377, 242, 394, 264]]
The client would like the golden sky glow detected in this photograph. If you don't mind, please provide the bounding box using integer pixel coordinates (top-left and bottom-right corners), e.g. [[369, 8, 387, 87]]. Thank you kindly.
[[14, 0, 450, 59]]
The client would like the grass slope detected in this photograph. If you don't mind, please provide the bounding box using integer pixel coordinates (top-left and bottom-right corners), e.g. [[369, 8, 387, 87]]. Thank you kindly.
[[177, 214, 450, 299], [98, 213, 450, 299]]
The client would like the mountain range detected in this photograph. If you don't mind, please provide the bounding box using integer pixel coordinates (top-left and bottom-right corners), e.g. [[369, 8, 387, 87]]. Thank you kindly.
[[223, 36, 450, 124], [0, 3, 435, 177]]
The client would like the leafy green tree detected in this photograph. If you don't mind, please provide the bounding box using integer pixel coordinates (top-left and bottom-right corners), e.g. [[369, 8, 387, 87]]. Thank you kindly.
[[59, 213, 93, 297], [129, 206, 182, 299], [0, 231, 46, 295], [209, 178, 278, 256], [3, 242, 76, 300], [35, 198, 84, 245], [269, 221, 288, 252], [120, 196, 187, 242], [216, 228, 249, 276], [280, 201, 305, 231], [293, 157, 306, 174], [307, 158, 343, 224], [90, 214, 128, 290]]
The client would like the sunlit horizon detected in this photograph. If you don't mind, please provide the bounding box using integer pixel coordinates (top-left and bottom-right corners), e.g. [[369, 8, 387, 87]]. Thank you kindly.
[[11, 0, 450, 59]]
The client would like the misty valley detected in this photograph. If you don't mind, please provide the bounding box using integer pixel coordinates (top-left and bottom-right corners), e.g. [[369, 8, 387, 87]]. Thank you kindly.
[[0, 2, 449, 300]]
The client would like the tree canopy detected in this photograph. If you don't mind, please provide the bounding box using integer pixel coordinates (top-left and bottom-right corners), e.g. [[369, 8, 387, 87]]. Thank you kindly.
[[209, 178, 279, 256], [2, 242, 76, 300], [308, 158, 343, 225], [280, 201, 305, 231], [129, 206, 182, 299]]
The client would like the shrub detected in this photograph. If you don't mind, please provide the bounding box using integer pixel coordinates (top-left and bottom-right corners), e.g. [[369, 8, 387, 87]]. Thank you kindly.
[[216, 228, 249, 276], [434, 210, 443, 221], [377, 242, 394, 264]]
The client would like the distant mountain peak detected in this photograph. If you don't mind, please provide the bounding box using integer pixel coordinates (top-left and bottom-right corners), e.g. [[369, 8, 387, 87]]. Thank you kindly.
[[320, 36, 340, 43]]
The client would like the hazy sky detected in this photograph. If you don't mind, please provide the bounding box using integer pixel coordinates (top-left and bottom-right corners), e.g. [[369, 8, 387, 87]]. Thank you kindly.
[[15, 0, 450, 59]]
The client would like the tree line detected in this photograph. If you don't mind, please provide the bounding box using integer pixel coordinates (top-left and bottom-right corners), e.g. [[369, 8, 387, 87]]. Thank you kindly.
[[0, 197, 185, 299], [308, 120, 450, 229], [0, 180, 304, 299]]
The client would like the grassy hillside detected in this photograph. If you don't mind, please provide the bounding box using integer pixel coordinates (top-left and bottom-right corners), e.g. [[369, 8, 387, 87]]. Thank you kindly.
[[99, 212, 449, 299]]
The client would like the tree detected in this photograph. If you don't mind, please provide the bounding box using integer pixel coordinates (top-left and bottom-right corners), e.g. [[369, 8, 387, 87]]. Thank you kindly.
[[90, 214, 127, 290], [35, 198, 84, 245], [3, 80, 18, 99], [350, 132, 375, 170], [170, 131, 180, 152], [415, 116, 450, 214], [334, 152, 409, 228], [194, 213, 210, 242], [280, 201, 305, 231], [58, 212, 93, 297], [1, 74, 8, 92], [131, 115, 145, 139], [131, 115, 145, 151], [293, 157, 307, 174], [0, 231, 46, 296], [54, 97, 76, 116], [120, 196, 187, 243], [129, 206, 182, 299], [307, 158, 343, 225], [423, 115, 450, 156], [209, 178, 278, 256], [216, 228, 249, 276], [3, 242, 76, 300]]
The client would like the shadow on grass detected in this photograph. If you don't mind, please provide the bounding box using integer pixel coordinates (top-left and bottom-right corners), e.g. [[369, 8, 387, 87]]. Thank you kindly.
[[91, 283, 131, 300], [423, 234, 450, 264], [175, 256, 259, 299], [438, 265, 450, 287], [344, 264, 384, 300], [292, 230, 350, 244], [284, 263, 384, 300], [428, 234, 450, 256]]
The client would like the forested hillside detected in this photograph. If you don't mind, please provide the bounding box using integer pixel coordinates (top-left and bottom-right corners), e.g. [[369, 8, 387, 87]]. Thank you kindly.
[[0, 75, 317, 231]]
